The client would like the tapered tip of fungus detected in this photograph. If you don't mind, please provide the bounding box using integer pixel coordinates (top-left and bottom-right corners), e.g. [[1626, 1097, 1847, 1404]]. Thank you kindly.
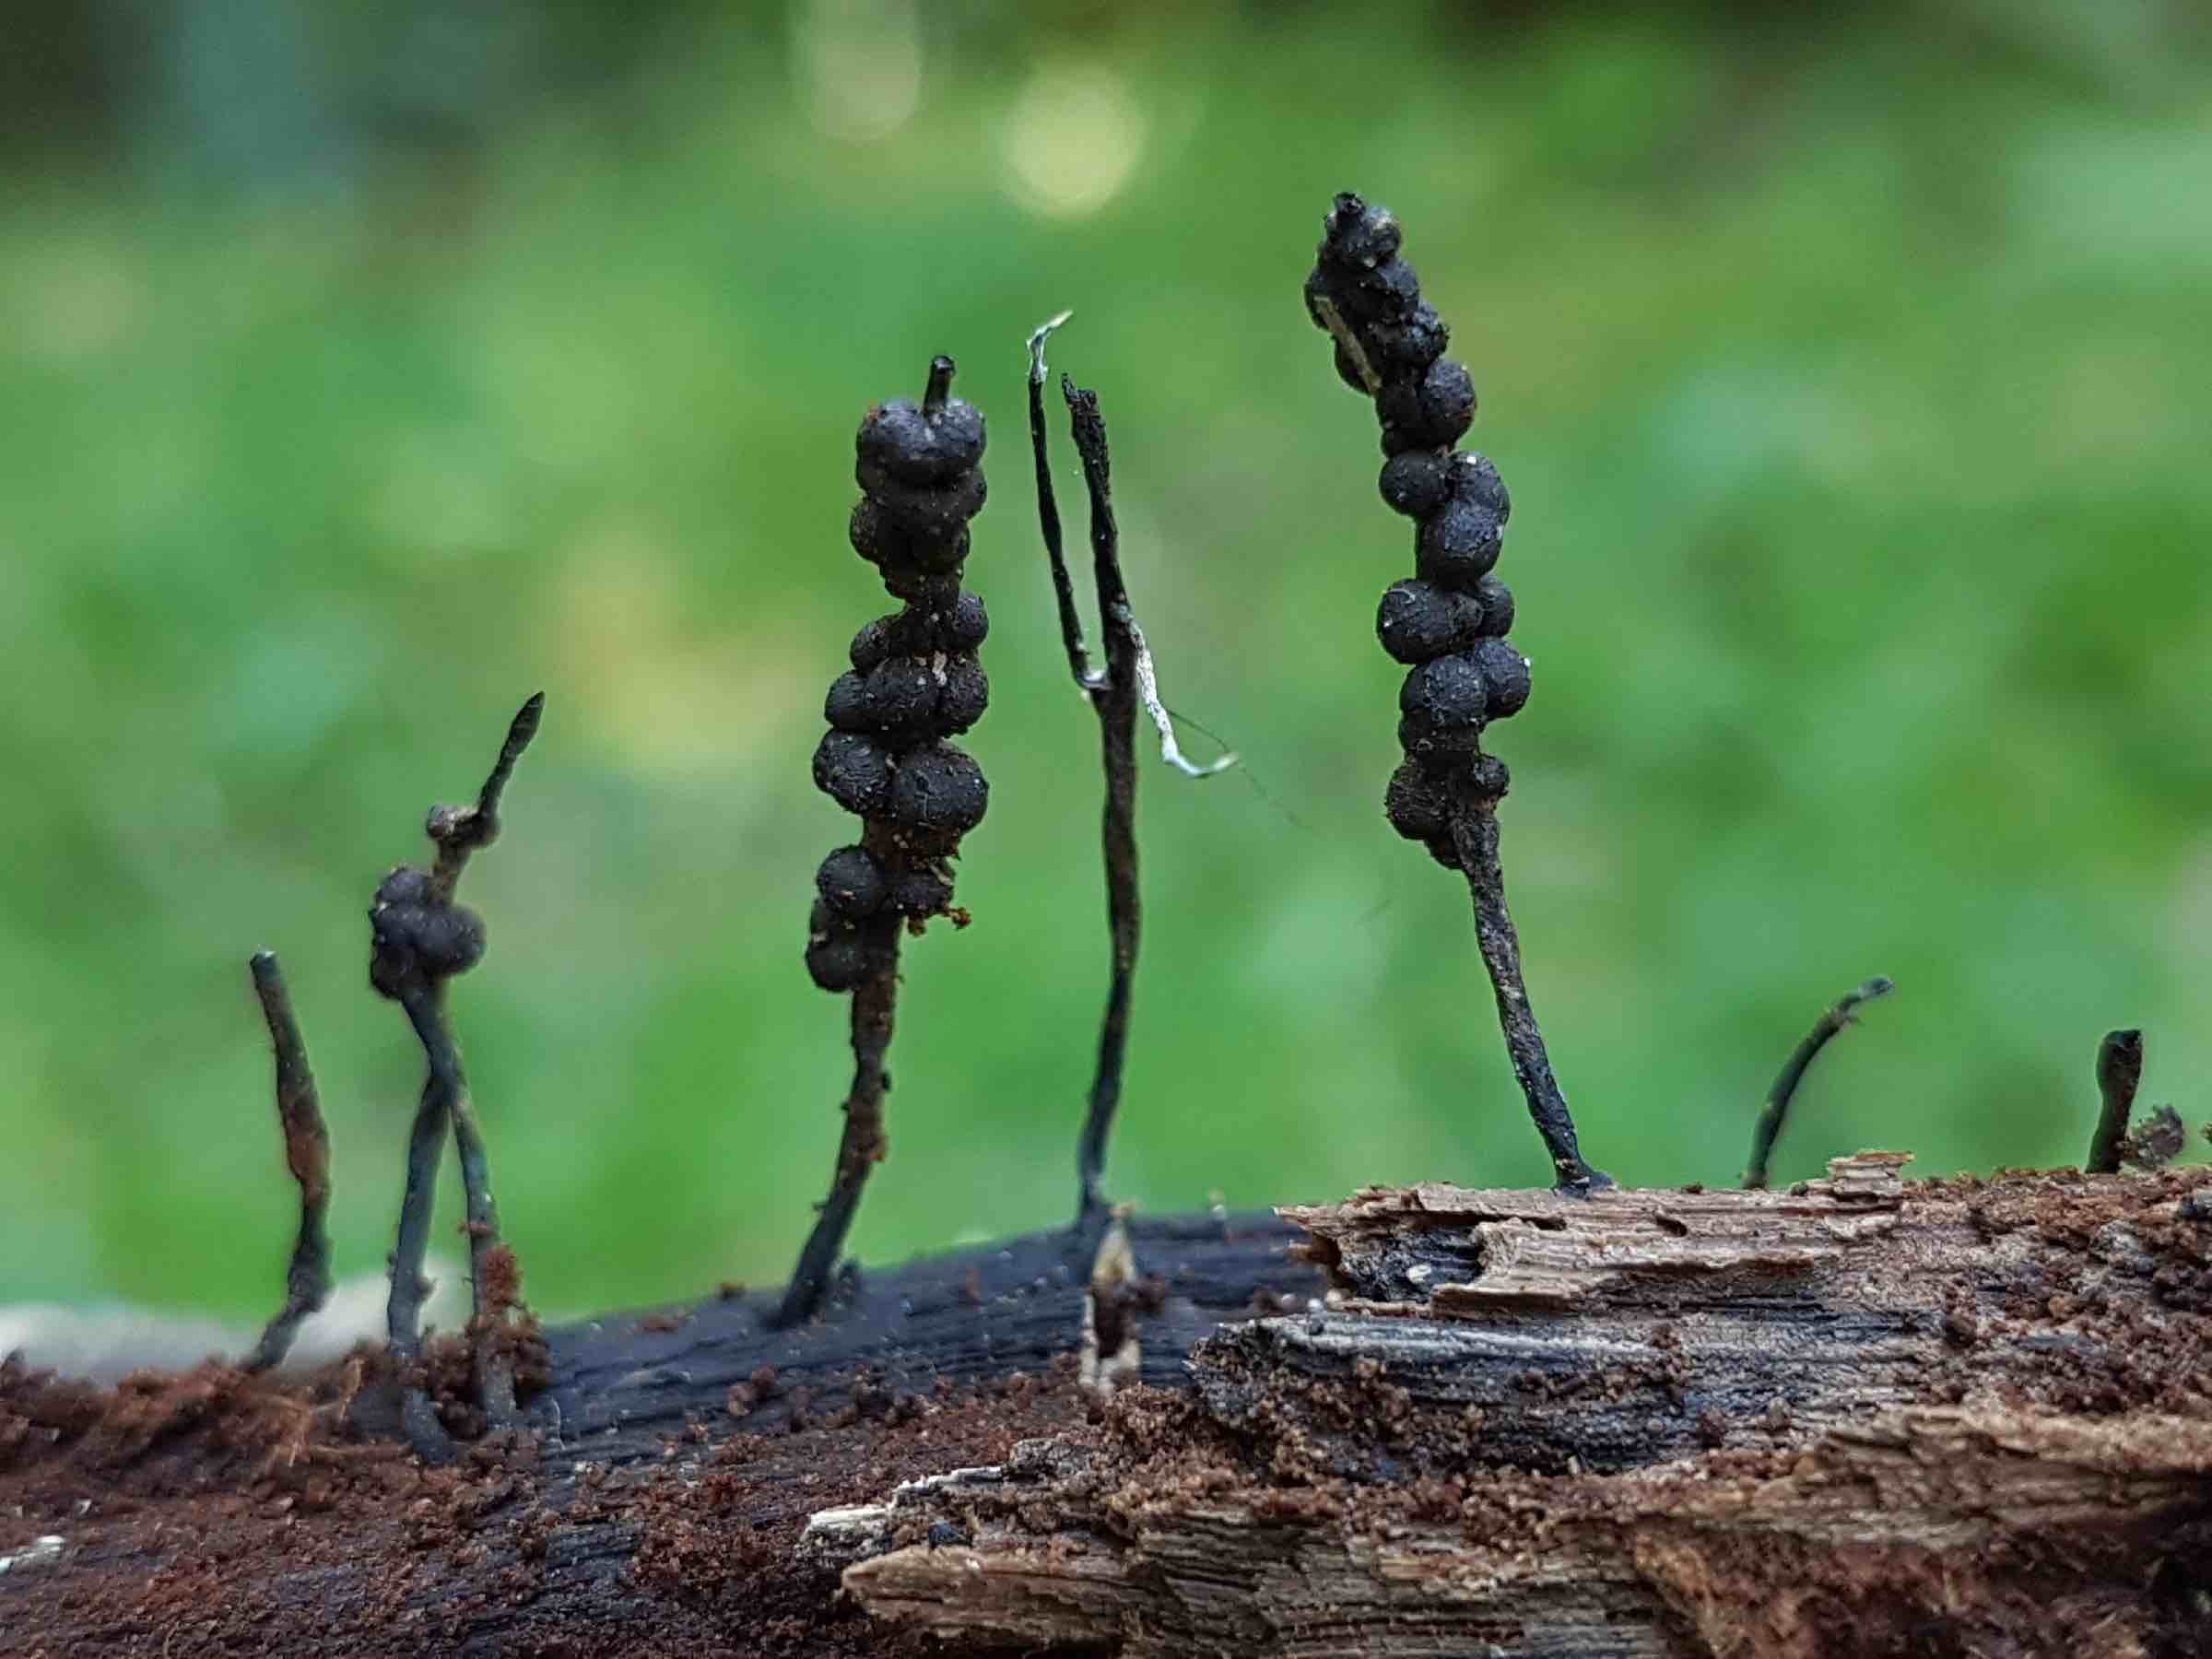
[[1323, 193, 1401, 267], [923, 354, 957, 417]]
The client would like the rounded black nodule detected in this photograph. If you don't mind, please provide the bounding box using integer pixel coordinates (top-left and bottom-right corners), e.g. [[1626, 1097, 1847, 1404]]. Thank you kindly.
[[368, 866, 485, 997], [1377, 578, 1483, 665], [813, 730, 894, 816], [1323, 192, 1401, 267], [887, 742, 988, 835], [1399, 653, 1489, 733], [1379, 357, 1477, 453], [1468, 638, 1532, 719], [1415, 493, 1503, 589], [818, 845, 888, 920]]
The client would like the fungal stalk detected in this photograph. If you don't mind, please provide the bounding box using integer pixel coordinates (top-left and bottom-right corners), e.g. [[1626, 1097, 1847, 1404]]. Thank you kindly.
[[2085, 1028, 2146, 1176], [1743, 975, 1893, 1189], [780, 355, 992, 1327], [241, 950, 334, 1373], [1302, 192, 1606, 1193], [1025, 313, 1230, 1231], [372, 691, 543, 1457]]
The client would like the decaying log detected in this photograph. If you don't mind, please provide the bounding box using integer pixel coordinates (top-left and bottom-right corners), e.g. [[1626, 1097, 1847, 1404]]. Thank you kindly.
[[0, 1211, 1315, 1656], [7, 1160, 2212, 1656], [837, 1155, 2212, 1656]]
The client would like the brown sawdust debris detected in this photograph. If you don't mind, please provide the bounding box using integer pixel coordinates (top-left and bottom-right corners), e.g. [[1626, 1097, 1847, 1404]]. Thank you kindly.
[[0, 1346, 1087, 1657]]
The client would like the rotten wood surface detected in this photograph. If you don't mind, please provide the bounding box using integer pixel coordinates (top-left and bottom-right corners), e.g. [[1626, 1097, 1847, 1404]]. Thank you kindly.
[[1, 1209, 1315, 1656], [7, 1159, 2212, 1656], [842, 1155, 2212, 1656], [539, 1206, 1311, 1463]]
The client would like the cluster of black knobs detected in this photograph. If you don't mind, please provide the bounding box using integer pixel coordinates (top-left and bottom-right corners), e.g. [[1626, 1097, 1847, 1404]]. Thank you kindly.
[[806, 356, 992, 990], [1303, 192, 1529, 868], [368, 863, 486, 999]]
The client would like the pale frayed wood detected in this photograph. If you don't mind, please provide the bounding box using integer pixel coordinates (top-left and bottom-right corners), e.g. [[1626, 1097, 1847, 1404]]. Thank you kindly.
[[846, 1411, 2209, 1656], [836, 1156, 2212, 1656]]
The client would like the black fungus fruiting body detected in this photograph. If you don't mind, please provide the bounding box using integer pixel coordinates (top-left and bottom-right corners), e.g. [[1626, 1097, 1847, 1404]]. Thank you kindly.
[[1303, 194, 1531, 870], [806, 358, 991, 994], [370, 691, 544, 1457], [1307, 192, 1605, 1194], [779, 359, 990, 1330], [370, 866, 487, 994]]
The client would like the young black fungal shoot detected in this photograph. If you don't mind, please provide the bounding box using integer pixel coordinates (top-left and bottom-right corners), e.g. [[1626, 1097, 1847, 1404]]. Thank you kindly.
[[241, 950, 333, 1374], [1743, 975, 1893, 1190], [1303, 192, 1606, 1194], [372, 691, 543, 1460], [1025, 314, 1233, 1233], [781, 355, 990, 1327], [2084, 1028, 2146, 1176]]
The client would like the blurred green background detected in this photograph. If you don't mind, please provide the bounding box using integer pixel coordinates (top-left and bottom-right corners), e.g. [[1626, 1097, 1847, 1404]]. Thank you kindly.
[[5, 0, 2208, 1321]]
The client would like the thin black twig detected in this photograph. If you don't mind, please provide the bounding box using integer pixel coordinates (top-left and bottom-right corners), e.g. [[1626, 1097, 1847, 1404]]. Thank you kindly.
[[1743, 975, 1895, 1190], [241, 951, 333, 1374], [1027, 320, 1232, 1230], [374, 692, 544, 1456], [2084, 1028, 2145, 1176], [776, 918, 902, 1326]]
